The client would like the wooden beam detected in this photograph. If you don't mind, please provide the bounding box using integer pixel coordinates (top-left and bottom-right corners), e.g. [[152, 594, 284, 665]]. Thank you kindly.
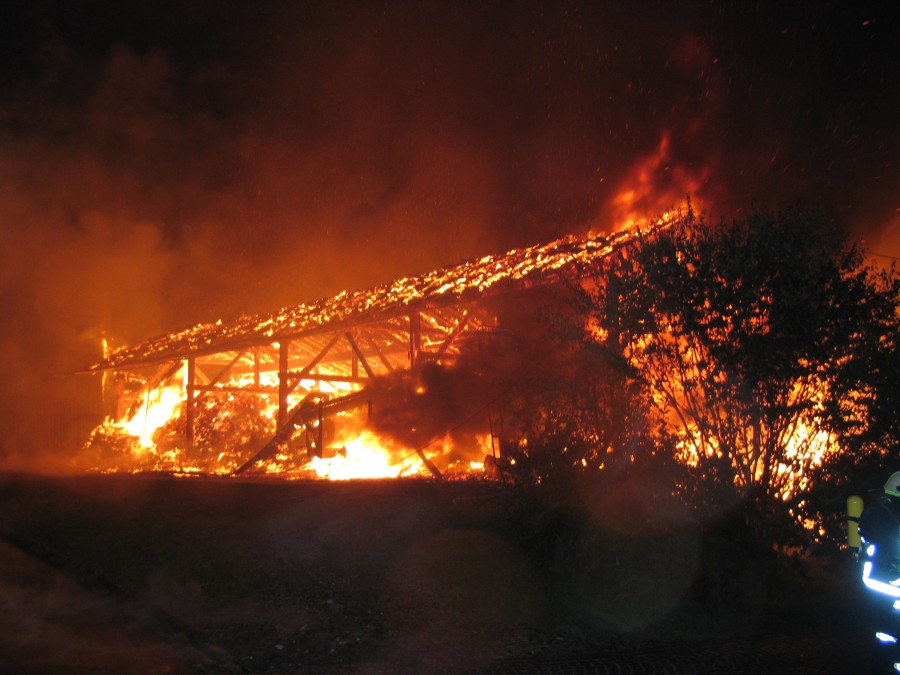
[[198, 350, 247, 389], [435, 311, 472, 356], [185, 358, 196, 451], [234, 389, 372, 474], [360, 330, 396, 373], [286, 374, 371, 385], [409, 312, 421, 366], [290, 333, 342, 383], [344, 331, 376, 379], [416, 447, 443, 480], [147, 361, 184, 392], [278, 341, 289, 427], [189, 384, 277, 394]]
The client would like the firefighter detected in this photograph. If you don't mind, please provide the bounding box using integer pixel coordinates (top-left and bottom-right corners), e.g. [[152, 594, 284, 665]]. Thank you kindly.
[[856, 471, 900, 658], [859, 472, 900, 577]]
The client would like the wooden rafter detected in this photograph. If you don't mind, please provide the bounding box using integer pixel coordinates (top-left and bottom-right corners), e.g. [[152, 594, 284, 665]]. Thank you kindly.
[[359, 330, 396, 373], [206, 350, 247, 387], [286, 333, 342, 385], [344, 331, 376, 380], [434, 311, 473, 356]]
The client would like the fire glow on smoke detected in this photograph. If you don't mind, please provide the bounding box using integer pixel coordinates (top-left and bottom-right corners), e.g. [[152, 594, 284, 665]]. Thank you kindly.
[[83, 196, 678, 479], [83, 150, 836, 490]]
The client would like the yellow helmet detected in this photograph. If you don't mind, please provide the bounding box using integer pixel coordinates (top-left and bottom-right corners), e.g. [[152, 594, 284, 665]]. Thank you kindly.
[[885, 471, 900, 497]]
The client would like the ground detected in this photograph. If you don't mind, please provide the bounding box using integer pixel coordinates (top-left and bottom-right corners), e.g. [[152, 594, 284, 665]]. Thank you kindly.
[[0, 473, 886, 673]]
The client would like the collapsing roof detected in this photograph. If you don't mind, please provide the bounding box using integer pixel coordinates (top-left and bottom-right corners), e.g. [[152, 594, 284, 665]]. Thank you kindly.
[[89, 226, 644, 373], [83, 223, 661, 478]]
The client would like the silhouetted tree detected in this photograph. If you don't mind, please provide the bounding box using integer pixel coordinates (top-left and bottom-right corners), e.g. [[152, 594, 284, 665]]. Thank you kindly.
[[466, 287, 664, 494], [580, 205, 899, 544], [500, 331, 659, 491], [801, 253, 899, 550]]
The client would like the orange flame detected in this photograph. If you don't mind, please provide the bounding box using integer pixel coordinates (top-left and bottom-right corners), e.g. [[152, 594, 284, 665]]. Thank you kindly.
[[605, 132, 710, 228], [84, 155, 718, 481]]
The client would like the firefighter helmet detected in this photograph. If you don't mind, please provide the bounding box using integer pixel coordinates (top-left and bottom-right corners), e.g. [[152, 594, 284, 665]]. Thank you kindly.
[[885, 471, 900, 497]]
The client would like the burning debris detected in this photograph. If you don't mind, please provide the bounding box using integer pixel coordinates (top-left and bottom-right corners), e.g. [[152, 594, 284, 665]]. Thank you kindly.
[[82, 222, 666, 479]]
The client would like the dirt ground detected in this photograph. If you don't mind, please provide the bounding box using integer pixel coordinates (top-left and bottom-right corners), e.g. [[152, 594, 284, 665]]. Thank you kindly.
[[0, 473, 885, 673]]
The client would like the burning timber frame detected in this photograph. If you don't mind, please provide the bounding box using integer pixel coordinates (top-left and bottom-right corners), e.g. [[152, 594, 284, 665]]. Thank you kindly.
[[87, 226, 651, 474]]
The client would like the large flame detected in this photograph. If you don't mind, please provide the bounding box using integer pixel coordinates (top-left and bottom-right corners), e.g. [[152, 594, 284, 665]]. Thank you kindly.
[[86, 364, 495, 480], [83, 150, 720, 482], [309, 430, 423, 480], [122, 383, 185, 448], [605, 132, 709, 229]]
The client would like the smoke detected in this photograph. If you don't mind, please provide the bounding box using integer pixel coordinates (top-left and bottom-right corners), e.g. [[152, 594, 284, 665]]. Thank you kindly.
[[365, 286, 584, 465], [0, 148, 177, 469], [0, 1, 896, 468]]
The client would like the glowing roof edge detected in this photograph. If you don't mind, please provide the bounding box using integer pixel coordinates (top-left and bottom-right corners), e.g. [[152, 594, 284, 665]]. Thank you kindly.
[[88, 222, 664, 372]]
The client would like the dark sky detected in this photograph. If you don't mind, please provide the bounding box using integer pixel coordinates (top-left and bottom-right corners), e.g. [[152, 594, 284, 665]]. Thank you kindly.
[[0, 0, 897, 466]]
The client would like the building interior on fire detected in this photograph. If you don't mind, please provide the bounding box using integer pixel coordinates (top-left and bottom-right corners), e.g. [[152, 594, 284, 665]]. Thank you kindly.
[[83, 225, 650, 479]]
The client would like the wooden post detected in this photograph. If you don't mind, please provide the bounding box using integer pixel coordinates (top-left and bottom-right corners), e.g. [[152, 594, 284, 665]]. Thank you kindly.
[[345, 332, 376, 380], [409, 312, 421, 366], [278, 341, 289, 428], [114, 373, 128, 421], [185, 358, 195, 451]]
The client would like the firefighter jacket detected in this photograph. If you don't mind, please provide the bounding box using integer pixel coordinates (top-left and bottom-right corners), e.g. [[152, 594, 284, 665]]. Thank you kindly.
[[859, 489, 900, 581]]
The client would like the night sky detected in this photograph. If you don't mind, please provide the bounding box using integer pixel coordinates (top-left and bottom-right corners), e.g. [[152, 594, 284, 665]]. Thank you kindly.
[[0, 0, 897, 467]]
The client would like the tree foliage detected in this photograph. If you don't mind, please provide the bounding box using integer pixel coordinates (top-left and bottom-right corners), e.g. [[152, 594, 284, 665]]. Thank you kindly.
[[577, 204, 899, 544], [469, 287, 663, 494], [499, 328, 659, 491]]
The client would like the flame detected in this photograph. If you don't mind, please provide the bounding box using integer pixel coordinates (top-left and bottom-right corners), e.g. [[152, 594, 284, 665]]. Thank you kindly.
[[676, 422, 836, 485], [308, 429, 422, 480], [83, 171, 715, 482], [605, 132, 709, 228], [121, 383, 186, 448], [84, 367, 496, 480], [673, 403, 838, 502]]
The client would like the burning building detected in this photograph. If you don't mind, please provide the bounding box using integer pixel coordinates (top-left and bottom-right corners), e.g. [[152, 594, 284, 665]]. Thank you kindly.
[[83, 224, 657, 479]]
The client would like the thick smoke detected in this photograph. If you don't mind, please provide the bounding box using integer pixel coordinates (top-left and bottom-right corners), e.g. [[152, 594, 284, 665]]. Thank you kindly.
[[0, 1, 896, 469], [365, 286, 586, 467]]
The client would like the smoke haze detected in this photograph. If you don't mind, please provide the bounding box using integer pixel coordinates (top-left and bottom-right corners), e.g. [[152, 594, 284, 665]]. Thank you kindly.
[[0, 0, 896, 467]]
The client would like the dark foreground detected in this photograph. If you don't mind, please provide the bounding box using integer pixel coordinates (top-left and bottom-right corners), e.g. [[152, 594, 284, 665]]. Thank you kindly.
[[0, 473, 884, 673]]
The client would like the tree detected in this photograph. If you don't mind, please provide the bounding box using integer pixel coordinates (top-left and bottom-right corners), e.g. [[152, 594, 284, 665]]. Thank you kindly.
[[498, 326, 658, 491], [581, 204, 899, 542], [801, 253, 900, 550], [464, 287, 663, 494]]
